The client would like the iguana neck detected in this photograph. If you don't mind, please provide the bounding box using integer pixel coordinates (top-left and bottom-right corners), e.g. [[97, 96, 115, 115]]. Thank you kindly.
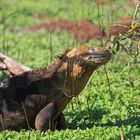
[[56, 58, 93, 97]]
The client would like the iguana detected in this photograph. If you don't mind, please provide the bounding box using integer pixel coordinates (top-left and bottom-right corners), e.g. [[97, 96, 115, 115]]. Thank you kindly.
[[0, 46, 111, 131]]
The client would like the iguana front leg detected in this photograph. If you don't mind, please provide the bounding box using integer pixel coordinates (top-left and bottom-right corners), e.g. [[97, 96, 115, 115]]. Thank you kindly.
[[35, 101, 67, 131]]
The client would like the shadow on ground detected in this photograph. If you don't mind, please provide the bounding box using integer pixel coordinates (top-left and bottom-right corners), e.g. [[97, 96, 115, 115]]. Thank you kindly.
[[66, 107, 107, 129], [65, 107, 140, 139]]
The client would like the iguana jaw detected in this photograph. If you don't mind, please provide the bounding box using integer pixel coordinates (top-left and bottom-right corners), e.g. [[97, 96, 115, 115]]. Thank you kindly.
[[85, 47, 111, 68]]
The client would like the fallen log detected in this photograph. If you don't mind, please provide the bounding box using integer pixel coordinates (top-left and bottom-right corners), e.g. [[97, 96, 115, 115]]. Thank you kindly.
[[0, 53, 31, 77]]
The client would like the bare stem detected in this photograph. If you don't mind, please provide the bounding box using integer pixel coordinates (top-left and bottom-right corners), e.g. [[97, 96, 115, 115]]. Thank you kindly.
[[120, 127, 124, 140], [0, 114, 5, 130], [22, 102, 31, 129], [2, 10, 6, 52], [95, 0, 103, 47], [49, 31, 53, 63], [104, 65, 112, 93], [110, 0, 114, 25], [128, 62, 133, 86], [133, 2, 140, 20]]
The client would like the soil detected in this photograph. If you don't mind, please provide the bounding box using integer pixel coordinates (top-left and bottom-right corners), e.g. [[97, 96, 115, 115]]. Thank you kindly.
[[29, 12, 138, 41], [93, 0, 109, 6], [28, 19, 105, 42], [32, 13, 46, 20], [123, 1, 136, 8], [107, 23, 131, 37]]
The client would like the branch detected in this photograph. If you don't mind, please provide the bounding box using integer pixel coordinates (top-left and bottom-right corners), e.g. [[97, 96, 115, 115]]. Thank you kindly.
[[133, 1, 140, 21], [0, 53, 32, 77]]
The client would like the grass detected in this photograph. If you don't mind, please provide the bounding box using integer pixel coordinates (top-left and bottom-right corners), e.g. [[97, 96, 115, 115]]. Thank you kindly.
[[0, 0, 140, 139]]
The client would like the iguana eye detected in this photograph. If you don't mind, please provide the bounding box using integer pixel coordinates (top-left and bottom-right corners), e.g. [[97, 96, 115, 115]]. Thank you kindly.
[[74, 55, 85, 65], [76, 55, 80, 62], [89, 48, 95, 54], [74, 55, 82, 65]]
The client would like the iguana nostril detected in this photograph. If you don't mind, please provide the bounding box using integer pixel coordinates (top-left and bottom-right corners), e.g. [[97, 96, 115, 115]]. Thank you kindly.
[[104, 49, 110, 53]]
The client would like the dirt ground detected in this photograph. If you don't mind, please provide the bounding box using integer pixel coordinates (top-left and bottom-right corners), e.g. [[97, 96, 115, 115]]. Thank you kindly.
[[29, 17, 134, 42]]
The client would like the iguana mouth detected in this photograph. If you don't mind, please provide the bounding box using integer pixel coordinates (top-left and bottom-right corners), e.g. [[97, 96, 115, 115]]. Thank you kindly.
[[88, 51, 111, 59]]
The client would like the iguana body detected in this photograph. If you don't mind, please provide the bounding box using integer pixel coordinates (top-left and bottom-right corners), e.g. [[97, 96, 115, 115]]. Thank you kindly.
[[0, 46, 111, 131]]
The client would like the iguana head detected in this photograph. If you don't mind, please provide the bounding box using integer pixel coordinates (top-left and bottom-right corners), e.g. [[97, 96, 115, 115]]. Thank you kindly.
[[58, 46, 111, 97], [61, 45, 111, 70]]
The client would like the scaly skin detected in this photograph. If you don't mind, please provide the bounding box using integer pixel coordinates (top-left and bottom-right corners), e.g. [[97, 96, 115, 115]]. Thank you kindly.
[[0, 46, 111, 131]]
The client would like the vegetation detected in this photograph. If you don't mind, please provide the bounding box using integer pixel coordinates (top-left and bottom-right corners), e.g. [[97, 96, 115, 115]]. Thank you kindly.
[[0, 0, 139, 139]]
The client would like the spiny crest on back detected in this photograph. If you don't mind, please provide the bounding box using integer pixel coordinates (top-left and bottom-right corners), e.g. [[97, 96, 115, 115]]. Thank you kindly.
[[66, 46, 89, 58], [57, 46, 90, 60], [57, 48, 71, 61]]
